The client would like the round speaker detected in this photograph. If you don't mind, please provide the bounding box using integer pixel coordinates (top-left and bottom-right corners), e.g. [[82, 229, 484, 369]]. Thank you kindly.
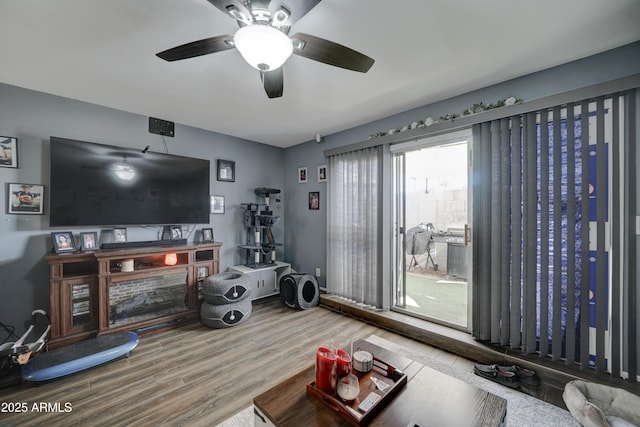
[[279, 273, 319, 310], [200, 298, 252, 329], [201, 272, 250, 305]]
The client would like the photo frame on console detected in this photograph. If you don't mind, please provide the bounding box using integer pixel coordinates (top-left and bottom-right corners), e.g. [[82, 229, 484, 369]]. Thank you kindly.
[[170, 225, 183, 240], [80, 232, 98, 251], [201, 228, 213, 242], [0, 136, 18, 168], [52, 231, 76, 254], [113, 228, 127, 243]]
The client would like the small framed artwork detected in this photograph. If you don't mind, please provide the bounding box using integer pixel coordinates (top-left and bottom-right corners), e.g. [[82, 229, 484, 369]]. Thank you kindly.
[[7, 183, 44, 215], [202, 228, 214, 242], [170, 225, 183, 240], [113, 228, 127, 243], [52, 231, 76, 254], [0, 136, 18, 168], [211, 195, 225, 214], [80, 232, 98, 251], [298, 167, 308, 183], [309, 191, 320, 210], [318, 164, 327, 183], [217, 159, 235, 182]]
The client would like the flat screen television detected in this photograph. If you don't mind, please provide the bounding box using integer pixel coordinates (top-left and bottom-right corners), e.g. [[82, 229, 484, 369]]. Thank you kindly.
[[49, 137, 210, 226]]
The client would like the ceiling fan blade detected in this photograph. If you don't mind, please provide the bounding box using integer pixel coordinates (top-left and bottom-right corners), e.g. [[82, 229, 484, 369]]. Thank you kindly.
[[291, 32, 374, 73], [206, 0, 252, 23], [156, 35, 234, 62], [269, 0, 322, 27], [261, 68, 284, 98]]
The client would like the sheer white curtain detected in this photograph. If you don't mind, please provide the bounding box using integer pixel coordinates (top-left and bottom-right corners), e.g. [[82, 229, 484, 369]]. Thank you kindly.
[[326, 146, 381, 307]]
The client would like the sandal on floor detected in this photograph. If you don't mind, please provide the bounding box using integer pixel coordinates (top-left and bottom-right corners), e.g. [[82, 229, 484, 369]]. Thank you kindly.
[[473, 364, 520, 388], [498, 365, 540, 386]]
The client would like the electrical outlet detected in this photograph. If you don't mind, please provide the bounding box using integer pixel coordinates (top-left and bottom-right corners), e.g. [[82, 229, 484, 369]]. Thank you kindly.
[[315, 267, 321, 277]]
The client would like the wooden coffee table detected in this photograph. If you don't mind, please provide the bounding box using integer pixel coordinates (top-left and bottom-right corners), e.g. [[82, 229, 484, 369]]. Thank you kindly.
[[254, 340, 507, 426]]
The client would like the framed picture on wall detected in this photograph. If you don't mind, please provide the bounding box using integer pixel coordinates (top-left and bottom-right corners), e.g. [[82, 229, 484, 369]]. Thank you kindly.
[[7, 183, 44, 215], [0, 136, 18, 168], [217, 159, 235, 182], [51, 231, 76, 254], [309, 191, 320, 210], [211, 195, 225, 214], [298, 167, 308, 183], [318, 164, 327, 183]]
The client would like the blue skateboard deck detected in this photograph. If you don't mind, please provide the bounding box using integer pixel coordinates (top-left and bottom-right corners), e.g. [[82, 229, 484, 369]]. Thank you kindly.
[[22, 331, 139, 382]]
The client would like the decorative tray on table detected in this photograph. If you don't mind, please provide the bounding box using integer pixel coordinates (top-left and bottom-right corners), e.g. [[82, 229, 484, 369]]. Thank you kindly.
[[306, 357, 408, 426]]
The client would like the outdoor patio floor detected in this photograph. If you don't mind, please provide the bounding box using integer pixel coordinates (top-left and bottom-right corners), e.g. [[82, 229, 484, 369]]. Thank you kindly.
[[404, 271, 467, 327]]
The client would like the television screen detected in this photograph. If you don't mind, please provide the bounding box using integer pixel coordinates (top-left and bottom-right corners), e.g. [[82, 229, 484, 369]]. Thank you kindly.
[[49, 137, 210, 226]]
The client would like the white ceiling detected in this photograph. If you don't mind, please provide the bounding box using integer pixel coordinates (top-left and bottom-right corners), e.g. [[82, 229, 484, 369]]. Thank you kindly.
[[1, 0, 639, 148]]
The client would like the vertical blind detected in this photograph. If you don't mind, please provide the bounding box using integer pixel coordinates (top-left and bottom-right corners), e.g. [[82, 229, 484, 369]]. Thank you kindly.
[[472, 89, 637, 380], [326, 146, 382, 307]]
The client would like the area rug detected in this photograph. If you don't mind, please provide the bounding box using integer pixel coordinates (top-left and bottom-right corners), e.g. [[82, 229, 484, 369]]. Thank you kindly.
[[215, 406, 253, 427], [216, 335, 577, 426]]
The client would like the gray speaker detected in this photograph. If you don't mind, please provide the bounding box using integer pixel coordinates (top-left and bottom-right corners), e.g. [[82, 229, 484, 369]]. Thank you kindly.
[[200, 298, 252, 329], [201, 272, 250, 305]]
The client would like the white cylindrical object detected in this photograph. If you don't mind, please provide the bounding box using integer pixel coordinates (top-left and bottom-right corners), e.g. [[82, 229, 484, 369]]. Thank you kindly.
[[254, 251, 260, 263], [271, 250, 276, 261], [265, 196, 270, 206], [121, 259, 134, 272], [254, 230, 261, 244], [352, 350, 373, 373]]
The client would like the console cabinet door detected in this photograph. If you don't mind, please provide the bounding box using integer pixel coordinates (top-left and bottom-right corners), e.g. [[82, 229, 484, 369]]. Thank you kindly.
[[61, 276, 98, 336], [245, 270, 270, 300], [260, 269, 278, 298]]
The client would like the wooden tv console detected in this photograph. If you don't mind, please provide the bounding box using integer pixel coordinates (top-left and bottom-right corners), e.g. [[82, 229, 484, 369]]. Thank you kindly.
[[46, 242, 221, 349]]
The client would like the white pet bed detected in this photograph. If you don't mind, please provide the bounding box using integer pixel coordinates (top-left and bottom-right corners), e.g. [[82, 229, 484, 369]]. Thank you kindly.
[[563, 380, 640, 427]]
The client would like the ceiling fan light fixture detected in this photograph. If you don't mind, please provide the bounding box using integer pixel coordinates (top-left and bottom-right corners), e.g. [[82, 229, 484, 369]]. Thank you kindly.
[[233, 25, 293, 71]]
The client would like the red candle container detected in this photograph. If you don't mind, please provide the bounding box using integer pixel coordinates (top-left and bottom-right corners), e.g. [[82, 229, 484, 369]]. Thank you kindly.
[[315, 345, 337, 395], [336, 348, 352, 378]]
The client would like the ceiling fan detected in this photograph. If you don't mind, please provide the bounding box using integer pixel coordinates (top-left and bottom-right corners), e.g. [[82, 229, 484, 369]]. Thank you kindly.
[[156, 0, 375, 98]]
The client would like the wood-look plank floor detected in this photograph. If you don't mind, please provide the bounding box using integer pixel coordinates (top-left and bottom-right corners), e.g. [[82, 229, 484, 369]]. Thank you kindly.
[[0, 298, 472, 426]]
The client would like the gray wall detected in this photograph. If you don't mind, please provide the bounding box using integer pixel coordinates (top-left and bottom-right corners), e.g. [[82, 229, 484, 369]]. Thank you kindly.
[[0, 84, 285, 331], [283, 41, 640, 290]]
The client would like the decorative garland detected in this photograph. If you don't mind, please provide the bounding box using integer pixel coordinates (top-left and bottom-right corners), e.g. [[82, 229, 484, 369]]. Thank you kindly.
[[368, 96, 523, 139]]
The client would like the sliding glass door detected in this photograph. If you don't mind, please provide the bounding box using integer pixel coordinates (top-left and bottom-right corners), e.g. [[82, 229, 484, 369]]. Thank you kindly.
[[392, 131, 472, 330]]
